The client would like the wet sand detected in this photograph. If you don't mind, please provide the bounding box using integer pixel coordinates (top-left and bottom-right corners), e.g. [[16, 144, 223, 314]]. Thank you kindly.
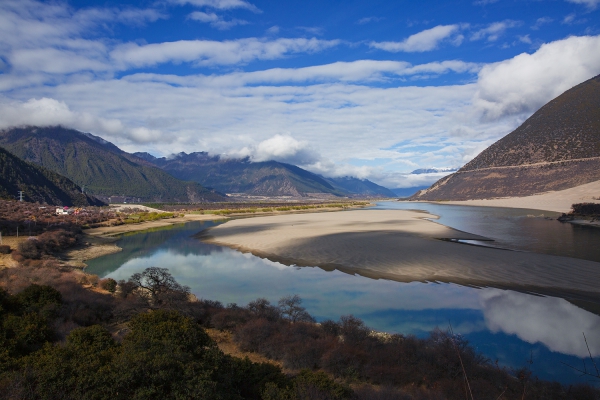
[[202, 209, 600, 302]]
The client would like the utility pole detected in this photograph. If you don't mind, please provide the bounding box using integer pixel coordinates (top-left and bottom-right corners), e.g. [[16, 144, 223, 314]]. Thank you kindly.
[[18, 191, 24, 202]]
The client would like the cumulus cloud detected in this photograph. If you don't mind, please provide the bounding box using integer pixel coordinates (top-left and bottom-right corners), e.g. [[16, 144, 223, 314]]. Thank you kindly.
[[168, 0, 261, 13], [474, 35, 600, 120], [188, 11, 248, 29], [370, 25, 462, 52], [480, 289, 600, 358], [110, 38, 341, 68], [566, 0, 600, 9], [470, 20, 521, 42], [231, 134, 320, 165]]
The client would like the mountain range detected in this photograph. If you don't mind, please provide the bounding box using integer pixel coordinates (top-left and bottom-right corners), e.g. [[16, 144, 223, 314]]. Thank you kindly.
[[0, 126, 225, 203], [0, 126, 395, 204], [412, 74, 600, 201], [0, 146, 105, 206], [134, 152, 396, 198]]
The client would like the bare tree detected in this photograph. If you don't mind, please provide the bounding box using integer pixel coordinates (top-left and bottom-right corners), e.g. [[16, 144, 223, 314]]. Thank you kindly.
[[278, 294, 315, 323], [127, 267, 190, 309]]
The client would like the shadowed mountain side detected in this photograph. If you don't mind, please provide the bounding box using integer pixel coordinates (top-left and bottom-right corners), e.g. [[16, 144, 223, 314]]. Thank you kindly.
[[416, 158, 600, 200], [412, 74, 600, 201], [0, 126, 225, 202], [0, 146, 105, 206], [201, 210, 600, 303]]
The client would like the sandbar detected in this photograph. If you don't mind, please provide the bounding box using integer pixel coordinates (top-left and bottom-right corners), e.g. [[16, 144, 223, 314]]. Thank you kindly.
[[202, 209, 600, 302]]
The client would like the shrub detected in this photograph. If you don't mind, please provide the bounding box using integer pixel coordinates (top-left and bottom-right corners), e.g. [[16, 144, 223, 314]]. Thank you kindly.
[[99, 278, 117, 293], [571, 203, 600, 215], [17, 239, 42, 259], [262, 369, 353, 400]]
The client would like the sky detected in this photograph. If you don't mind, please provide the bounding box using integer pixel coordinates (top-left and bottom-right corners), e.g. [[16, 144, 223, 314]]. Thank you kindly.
[[0, 0, 599, 188]]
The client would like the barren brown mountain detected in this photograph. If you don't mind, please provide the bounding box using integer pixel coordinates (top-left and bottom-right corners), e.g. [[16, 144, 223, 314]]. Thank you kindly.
[[412, 74, 600, 200]]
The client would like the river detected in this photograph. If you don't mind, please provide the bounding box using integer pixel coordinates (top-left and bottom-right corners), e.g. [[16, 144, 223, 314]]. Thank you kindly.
[[86, 202, 600, 384]]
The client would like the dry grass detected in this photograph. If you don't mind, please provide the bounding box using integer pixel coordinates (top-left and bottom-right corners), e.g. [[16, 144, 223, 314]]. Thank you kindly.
[[0, 236, 26, 268], [205, 328, 286, 370]]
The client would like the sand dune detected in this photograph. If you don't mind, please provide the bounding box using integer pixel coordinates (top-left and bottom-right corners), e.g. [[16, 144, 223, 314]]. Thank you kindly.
[[202, 209, 600, 302], [435, 180, 600, 213]]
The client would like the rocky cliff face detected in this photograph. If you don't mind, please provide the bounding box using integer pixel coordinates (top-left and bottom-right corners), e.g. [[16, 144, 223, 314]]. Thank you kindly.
[[413, 74, 600, 201]]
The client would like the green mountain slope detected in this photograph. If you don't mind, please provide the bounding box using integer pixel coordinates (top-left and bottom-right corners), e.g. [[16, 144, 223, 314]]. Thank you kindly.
[[0, 147, 105, 206], [412, 74, 600, 201], [135, 152, 395, 197], [0, 126, 226, 202]]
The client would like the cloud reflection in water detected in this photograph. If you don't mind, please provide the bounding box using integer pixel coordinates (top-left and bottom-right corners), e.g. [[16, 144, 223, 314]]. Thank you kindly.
[[479, 289, 600, 358]]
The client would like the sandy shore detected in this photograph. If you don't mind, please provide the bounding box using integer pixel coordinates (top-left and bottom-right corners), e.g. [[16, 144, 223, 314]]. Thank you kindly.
[[202, 209, 600, 302], [428, 180, 600, 213], [84, 213, 226, 237]]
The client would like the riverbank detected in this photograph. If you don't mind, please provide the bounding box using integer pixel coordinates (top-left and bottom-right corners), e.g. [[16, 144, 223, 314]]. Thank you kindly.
[[57, 213, 227, 268], [418, 179, 600, 213], [61, 204, 373, 268], [201, 209, 600, 302]]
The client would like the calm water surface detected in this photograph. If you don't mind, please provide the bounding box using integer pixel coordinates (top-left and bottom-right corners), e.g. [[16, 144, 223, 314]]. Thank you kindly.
[[86, 202, 600, 384]]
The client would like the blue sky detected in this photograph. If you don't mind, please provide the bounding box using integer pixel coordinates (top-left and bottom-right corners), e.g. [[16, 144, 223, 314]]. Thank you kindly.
[[0, 0, 599, 188]]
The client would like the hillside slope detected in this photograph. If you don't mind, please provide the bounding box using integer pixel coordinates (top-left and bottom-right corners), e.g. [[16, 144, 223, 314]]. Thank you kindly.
[[325, 176, 396, 197], [413, 74, 600, 200], [0, 127, 225, 202], [136, 152, 394, 197], [0, 147, 105, 206]]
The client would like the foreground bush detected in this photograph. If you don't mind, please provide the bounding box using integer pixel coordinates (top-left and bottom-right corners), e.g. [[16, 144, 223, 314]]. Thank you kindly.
[[1, 267, 599, 399]]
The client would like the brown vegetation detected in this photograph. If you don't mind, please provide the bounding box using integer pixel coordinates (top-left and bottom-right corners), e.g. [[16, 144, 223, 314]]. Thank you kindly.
[[1, 264, 598, 399]]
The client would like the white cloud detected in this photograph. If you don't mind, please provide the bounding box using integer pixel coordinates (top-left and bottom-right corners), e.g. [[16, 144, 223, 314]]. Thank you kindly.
[[357, 17, 383, 25], [231, 134, 320, 165], [10, 48, 110, 74], [566, 0, 600, 9], [266, 26, 280, 35], [531, 17, 553, 30], [193, 60, 481, 86], [370, 25, 462, 52], [168, 0, 261, 13], [110, 38, 341, 68], [474, 35, 600, 119], [0, 97, 161, 144], [470, 20, 521, 42], [563, 13, 577, 24], [188, 11, 248, 29], [517, 34, 532, 44]]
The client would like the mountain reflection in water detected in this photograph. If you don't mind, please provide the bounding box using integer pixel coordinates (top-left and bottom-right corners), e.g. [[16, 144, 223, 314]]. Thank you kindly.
[[86, 204, 600, 384]]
